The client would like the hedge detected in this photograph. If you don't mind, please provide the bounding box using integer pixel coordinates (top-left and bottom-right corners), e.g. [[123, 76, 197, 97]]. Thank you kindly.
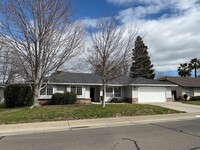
[[189, 96, 200, 101], [4, 84, 33, 108], [51, 92, 76, 105]]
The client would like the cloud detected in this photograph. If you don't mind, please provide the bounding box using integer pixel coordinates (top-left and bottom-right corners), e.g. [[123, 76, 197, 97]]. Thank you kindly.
[[115, 0, 200, 71], [82, 18, 97, 28], [107, 0, 134, 5]]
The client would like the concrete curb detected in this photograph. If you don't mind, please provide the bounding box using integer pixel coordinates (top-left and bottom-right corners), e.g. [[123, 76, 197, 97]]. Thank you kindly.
[[0, 113, 200, 136]]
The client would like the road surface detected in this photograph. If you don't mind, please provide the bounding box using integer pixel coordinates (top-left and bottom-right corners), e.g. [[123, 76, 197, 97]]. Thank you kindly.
[[0, 119, 200, 150]]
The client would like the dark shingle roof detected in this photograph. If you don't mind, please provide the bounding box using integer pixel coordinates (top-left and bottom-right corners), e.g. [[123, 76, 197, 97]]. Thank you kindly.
[[108, 76, 173, 85], [130, 77, 172, 85], [158, 76, 200, 87], [46, 72, 174, 86], [46, 72, 102, 84]]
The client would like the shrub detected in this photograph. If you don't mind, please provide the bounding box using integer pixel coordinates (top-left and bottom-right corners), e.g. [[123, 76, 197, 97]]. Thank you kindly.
[[110, 98, 124, 103], [65, 92, 77, 104], [51, 92, 77, 105], [4, 84, 33, 108], [51, 93, 66, 105], [189, 96, 200, 101], [183, 94, 188, 101]]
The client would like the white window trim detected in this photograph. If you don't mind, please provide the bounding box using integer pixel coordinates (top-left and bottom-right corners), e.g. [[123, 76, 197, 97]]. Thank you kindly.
[[71, 86, 83, 96], [106, 87, 122, 98], [46, 85, 54, 95]]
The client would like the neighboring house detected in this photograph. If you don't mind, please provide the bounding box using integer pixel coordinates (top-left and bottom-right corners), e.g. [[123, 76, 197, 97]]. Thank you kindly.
[[0, 83, 5, 103], [158, 76, 200, 100], [39, 72, 176, 103]]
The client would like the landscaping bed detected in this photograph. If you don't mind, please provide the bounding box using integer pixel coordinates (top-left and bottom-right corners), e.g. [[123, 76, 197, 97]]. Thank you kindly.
[[0, 104, 184, 125], [182, 101, 200, 105]]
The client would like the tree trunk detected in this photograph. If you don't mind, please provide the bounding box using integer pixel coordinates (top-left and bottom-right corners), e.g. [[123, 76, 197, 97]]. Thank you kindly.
[[102, 82, 106, 108], [195, 65, 197, 78], [31, 83, 40, 108]]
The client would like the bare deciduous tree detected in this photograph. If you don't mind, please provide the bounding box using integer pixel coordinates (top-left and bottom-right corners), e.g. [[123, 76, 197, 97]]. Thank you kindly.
[[0, 47, 18, 84], [0, 0, 84, 107], [86, 18, 137, 107]]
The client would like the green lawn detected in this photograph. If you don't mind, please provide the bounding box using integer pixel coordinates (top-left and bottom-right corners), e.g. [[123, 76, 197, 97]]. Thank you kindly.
[[182, 101, 200, 105], [0, 104, 184, 125]]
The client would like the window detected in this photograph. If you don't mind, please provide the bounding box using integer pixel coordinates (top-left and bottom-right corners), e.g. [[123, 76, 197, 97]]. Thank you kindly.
[[106, 87, 121, 97], [71, 86, 82, 95], [47, 86, 53, 95], [114, 87, 121, 97], [77, 86, 82, 95], [106, 87, 113, 97], [71, 86, 76, 94], [185, 88, 194, 96]]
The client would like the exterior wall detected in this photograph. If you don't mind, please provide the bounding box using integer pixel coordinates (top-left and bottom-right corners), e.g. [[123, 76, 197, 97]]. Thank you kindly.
[[132, 87, 138, 99], [39, 85, 91, 100], [124, 86, 132, 98], [172, 86, 183, 99], [56, 85, 67, 93], [166, 87, 173, 101], [194, 88, 200, 96], [83, 86, 90, 99], [95, 86, 100, 102]]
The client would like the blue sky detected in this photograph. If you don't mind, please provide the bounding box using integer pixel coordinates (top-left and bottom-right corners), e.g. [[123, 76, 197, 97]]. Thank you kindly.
[[72, 0, 119, 19], [70, 0, 200, 76]]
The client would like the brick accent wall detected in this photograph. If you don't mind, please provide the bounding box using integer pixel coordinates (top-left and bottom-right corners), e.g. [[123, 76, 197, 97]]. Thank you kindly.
[[76, 98, 91, 104]]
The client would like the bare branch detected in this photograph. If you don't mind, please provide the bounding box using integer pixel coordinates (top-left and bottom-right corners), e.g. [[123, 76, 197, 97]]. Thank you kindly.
[[0, 0, 84, 106]]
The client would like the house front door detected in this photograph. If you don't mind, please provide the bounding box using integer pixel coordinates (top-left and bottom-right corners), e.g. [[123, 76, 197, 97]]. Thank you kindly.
[[90, 87, 95, 102]]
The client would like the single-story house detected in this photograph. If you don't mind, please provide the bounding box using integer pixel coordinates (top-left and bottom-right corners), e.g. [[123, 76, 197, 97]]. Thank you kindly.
[[39, 72, 176, 103], [158, 76, 200, 100], [0, 83, 5, 103]]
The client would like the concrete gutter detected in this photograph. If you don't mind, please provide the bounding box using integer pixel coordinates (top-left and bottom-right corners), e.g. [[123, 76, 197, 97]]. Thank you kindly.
[[1, 112, 200, 136]]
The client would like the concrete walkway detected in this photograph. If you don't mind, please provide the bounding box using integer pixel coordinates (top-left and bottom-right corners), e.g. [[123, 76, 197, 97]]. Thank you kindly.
[[147, 102, 200, 113], [1, 112, 200, 136]]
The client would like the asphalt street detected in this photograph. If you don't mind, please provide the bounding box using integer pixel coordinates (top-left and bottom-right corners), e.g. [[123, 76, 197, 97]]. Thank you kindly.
[[0, 119, 200, 150]]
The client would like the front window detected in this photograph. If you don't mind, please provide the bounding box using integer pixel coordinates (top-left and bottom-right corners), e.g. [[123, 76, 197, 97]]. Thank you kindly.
[[106, 87, 113, 97], [77, 86, 82, 95], [71, 86, 76, 94], [106, 87, 121, 97], [71, 86, 82, 95], [47, 86, 53, 95], [114, 87, 121, 97]]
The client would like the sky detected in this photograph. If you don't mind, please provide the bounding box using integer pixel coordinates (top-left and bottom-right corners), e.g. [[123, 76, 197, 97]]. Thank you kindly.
[[71, 0, 200, 74]]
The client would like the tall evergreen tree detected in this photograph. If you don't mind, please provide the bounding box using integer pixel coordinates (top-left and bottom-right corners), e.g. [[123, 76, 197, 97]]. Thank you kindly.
[[130, 36, 155, 79]]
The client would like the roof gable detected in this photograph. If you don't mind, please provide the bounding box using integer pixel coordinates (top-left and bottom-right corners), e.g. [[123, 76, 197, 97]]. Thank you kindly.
[[158, 76, 200, 87]]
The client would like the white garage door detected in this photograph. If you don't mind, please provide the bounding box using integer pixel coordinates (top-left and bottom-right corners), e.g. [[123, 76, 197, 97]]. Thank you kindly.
[[138, 87, 166, 103]]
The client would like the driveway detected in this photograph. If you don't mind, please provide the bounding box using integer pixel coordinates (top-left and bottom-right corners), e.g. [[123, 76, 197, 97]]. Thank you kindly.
[[148, 102, 200, 113]]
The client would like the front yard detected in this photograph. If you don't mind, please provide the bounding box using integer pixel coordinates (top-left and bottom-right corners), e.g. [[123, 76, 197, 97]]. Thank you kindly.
[[182, 101, 200, 105], [0, 104, 184, 125]]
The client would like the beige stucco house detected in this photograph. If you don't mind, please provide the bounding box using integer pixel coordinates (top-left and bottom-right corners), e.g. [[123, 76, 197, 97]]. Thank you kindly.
[[159, 76, 200, 100]]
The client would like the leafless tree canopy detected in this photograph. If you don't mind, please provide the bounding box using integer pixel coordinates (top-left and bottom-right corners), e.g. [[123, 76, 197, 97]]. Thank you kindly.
[[0, 45, 20, 84], [0, 0, 84, 106], [88, 18, 137, 81], [86, 17, 137, 107]]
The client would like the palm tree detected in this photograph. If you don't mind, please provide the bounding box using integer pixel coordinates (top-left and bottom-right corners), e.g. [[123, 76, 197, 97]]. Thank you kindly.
[[189, 58, 200, 78], [177, 63, 191, 77]]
